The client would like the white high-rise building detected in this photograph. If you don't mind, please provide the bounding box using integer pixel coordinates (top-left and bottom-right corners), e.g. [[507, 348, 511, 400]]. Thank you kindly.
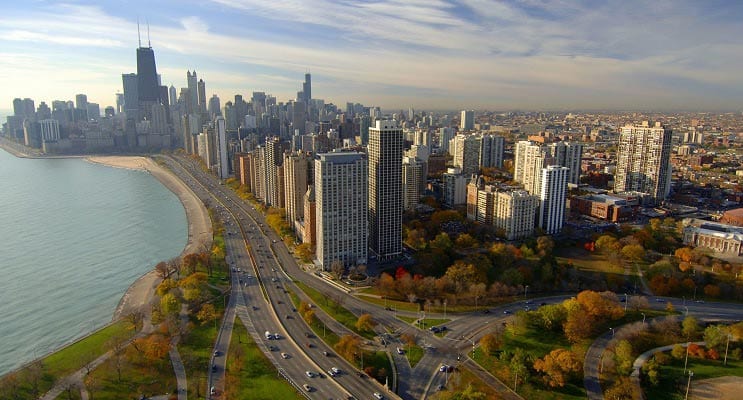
[[495, 190, 538, 240], [614, 121, 672, 204], [442, 167, 469, 207], [460, 110, 474, 131], [514, 141, 549, 195], [215, 117, 229, 179], [315, 151, 368, 270], [539, 166, 569, 234], [450, 134, 481, 175], [368, 120, 403, 260]]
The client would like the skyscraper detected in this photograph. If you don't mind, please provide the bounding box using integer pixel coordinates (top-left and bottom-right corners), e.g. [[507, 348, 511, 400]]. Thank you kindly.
[[122, 73, 138, 119], [215, 117, 229, 179], [402, 156, 424, 211], [614, 121, 672, 204], [368, 120, 403, 260], [451, 134, 481, 175], [198, 78, 206, 114], [315, 151, 368, 270], [264, 137, 285, 207], [538, 166, 569, 234], [284, 151, 310, 227], [547, 142, 583, 185], [187, 71, 198, 114], [460, 110, 474, 131], [136, 46, 160, 104], [303, 73, 311, 106], [480, 134, 505, 168]]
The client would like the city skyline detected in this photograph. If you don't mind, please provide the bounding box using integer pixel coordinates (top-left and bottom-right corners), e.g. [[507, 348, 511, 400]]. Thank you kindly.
[[1, 1, 742, 115]]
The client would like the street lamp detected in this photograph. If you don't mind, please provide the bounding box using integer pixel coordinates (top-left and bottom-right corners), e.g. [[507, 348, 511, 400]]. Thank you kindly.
[[624, 293, 628, 312], [524, 285, 529, 299], [685, 371, 694, 400], [724, 334, 732, 366], [609, 327, 615, 338], [684, 342, 690, 375], [641, 313, 646, 326]]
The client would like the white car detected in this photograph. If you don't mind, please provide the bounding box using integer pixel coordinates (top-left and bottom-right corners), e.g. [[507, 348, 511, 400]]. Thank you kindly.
[[273, 333, 281, 340], [439, 364, 448, 372], [396, 347, 404, 355], [328, 369, 336, 377], [373, 392, 384, 400], [305, 371, 315, 378], [303, 384, 313, 392], [280, 352, 290, 359]]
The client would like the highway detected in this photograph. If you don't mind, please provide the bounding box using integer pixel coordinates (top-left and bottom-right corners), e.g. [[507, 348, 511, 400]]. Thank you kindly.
[[162, 155, 393, 400]]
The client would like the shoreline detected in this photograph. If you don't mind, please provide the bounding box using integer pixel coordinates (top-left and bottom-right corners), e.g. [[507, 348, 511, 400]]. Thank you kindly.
[[85, 156, 213, 320], [0, 145, 213, 377]]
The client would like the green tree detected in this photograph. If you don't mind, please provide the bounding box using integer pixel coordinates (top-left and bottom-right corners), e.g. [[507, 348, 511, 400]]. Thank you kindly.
[[430, 232, 453, 251], [621, 244, 645, 262], [160, 292, 180, 316], [671, 344, 686, 359], [450, 384, 487, 400]]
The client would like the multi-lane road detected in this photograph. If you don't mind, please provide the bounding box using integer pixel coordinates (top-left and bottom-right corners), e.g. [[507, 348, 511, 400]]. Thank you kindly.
[[161, 154, 743, 400]]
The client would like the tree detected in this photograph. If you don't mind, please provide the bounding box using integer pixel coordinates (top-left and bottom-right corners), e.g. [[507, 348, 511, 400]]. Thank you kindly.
[[537, 304, 567, 331], [430, 232, 453, 251], [155, 261, 170, 278], [671, 344, 686, 359], [355, 314, 377, 333], [197, 303, 217, 326], [621, 244, 645, 262], [595, 235, 621, 254], [704, 284, 721, 298], [295, 243, 314, 263], [450, 383, 487, 400], [303, 309, 317, 326], [445, 261, 486, 293], [479, 333, 501, 356], [614, 340, 634, 375], [330, 260, 345, 280], [682, 316, 699, 340], [160, 292, 181, 316], [536, 236, 555, 258], [334, 334, 361, 361], [455, 233, 478, 249], [703, 325, 729, 350], [675, 247, 694, 263], [533, 349, 583, 388], [156, 278, 177, 297], [604, 377, 635, 400]]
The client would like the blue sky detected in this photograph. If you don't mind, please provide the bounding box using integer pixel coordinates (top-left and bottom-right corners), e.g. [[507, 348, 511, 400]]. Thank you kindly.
[[1, 0, 742, 113]]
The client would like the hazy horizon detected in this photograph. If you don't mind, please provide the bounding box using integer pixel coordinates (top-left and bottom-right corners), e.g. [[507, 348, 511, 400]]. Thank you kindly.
[[2, 1, 742, 112]]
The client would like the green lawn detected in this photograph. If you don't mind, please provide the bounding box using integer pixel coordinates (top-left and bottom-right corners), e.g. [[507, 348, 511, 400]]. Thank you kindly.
[[643, 355, 743, 399], [224, 317, 303, 400], [83, 350, 176, 400], [406, 344, 425, 368], [286, 289, 341, 347], [294, 281, 376, 339], [0, 320, 134, 400], [357, 292, 494, 314], [555, 247, 624, 274]]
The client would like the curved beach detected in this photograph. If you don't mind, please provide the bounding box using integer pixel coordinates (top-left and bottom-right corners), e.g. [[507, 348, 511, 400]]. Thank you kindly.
[[85, 156, 212, 320]]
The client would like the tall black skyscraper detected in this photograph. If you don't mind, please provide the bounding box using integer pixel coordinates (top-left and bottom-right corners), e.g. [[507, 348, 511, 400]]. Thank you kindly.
[[137, 47, 160, 103], [302, 73, 311, 105]]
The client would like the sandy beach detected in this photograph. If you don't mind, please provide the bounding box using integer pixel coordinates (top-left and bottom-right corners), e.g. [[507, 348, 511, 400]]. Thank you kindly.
[[85, 156, 213, 320]]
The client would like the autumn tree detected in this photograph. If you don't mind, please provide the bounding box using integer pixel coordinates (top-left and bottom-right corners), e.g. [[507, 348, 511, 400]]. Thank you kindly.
[[620, 244, 645, 262], [295, 243, 314, 263], [430, 232, 453, 251], [155, 261, 170, 278], [445, 261, 486, 293], [682, 316, 699, 340], [355, 313, 377, 333], [160, 292, 181, 316], [614, 340, 634, 375], [303, 309, 317, 326], [533, 349, 583, 388], [156, 278, 177, 297], [334, 334, 361, 361], [197, 303, 217, 326], [604, 377, 636, 400], [479, 333, 501, 356], [536, 236, 555, 258]]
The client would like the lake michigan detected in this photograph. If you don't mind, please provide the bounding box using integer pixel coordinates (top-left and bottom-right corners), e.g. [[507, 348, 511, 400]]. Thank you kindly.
[[0, 149, 187, 375]]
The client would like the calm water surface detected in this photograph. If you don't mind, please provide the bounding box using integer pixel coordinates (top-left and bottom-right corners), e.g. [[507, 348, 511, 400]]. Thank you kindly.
[[0, 149, 187, 374]]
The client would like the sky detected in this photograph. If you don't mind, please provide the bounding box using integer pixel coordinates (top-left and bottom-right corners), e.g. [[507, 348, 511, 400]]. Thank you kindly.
[[1, 0, 742, 114]]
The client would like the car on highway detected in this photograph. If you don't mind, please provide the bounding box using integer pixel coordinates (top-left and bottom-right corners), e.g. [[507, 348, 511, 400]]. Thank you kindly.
[[373, 392, 384, 399], [503, 310, 512, 314], [305, 371, 315, 378], [213, 350, 220, 356], [396, 347, 404, 354], [281, 352, 290, 359], [331, 367, 341, 375], [323, 350, 330, 356], [273, 333, 281, 339], [302, 384, 313, 392], [328, 369, 337, 377], [439, 364, 449, 372]]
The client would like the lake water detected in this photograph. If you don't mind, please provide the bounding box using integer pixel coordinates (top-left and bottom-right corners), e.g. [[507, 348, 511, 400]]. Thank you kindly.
[[0, 149, 187, 375]]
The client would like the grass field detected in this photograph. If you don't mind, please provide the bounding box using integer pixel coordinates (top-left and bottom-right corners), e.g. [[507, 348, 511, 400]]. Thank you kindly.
[[555, 246, 624, 274], [427, 364, 505, 400], [224, 317, 303, 400], [0, 320, 135, 400], [294, 281, 375, 339], [643, 355, 743, 399]]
